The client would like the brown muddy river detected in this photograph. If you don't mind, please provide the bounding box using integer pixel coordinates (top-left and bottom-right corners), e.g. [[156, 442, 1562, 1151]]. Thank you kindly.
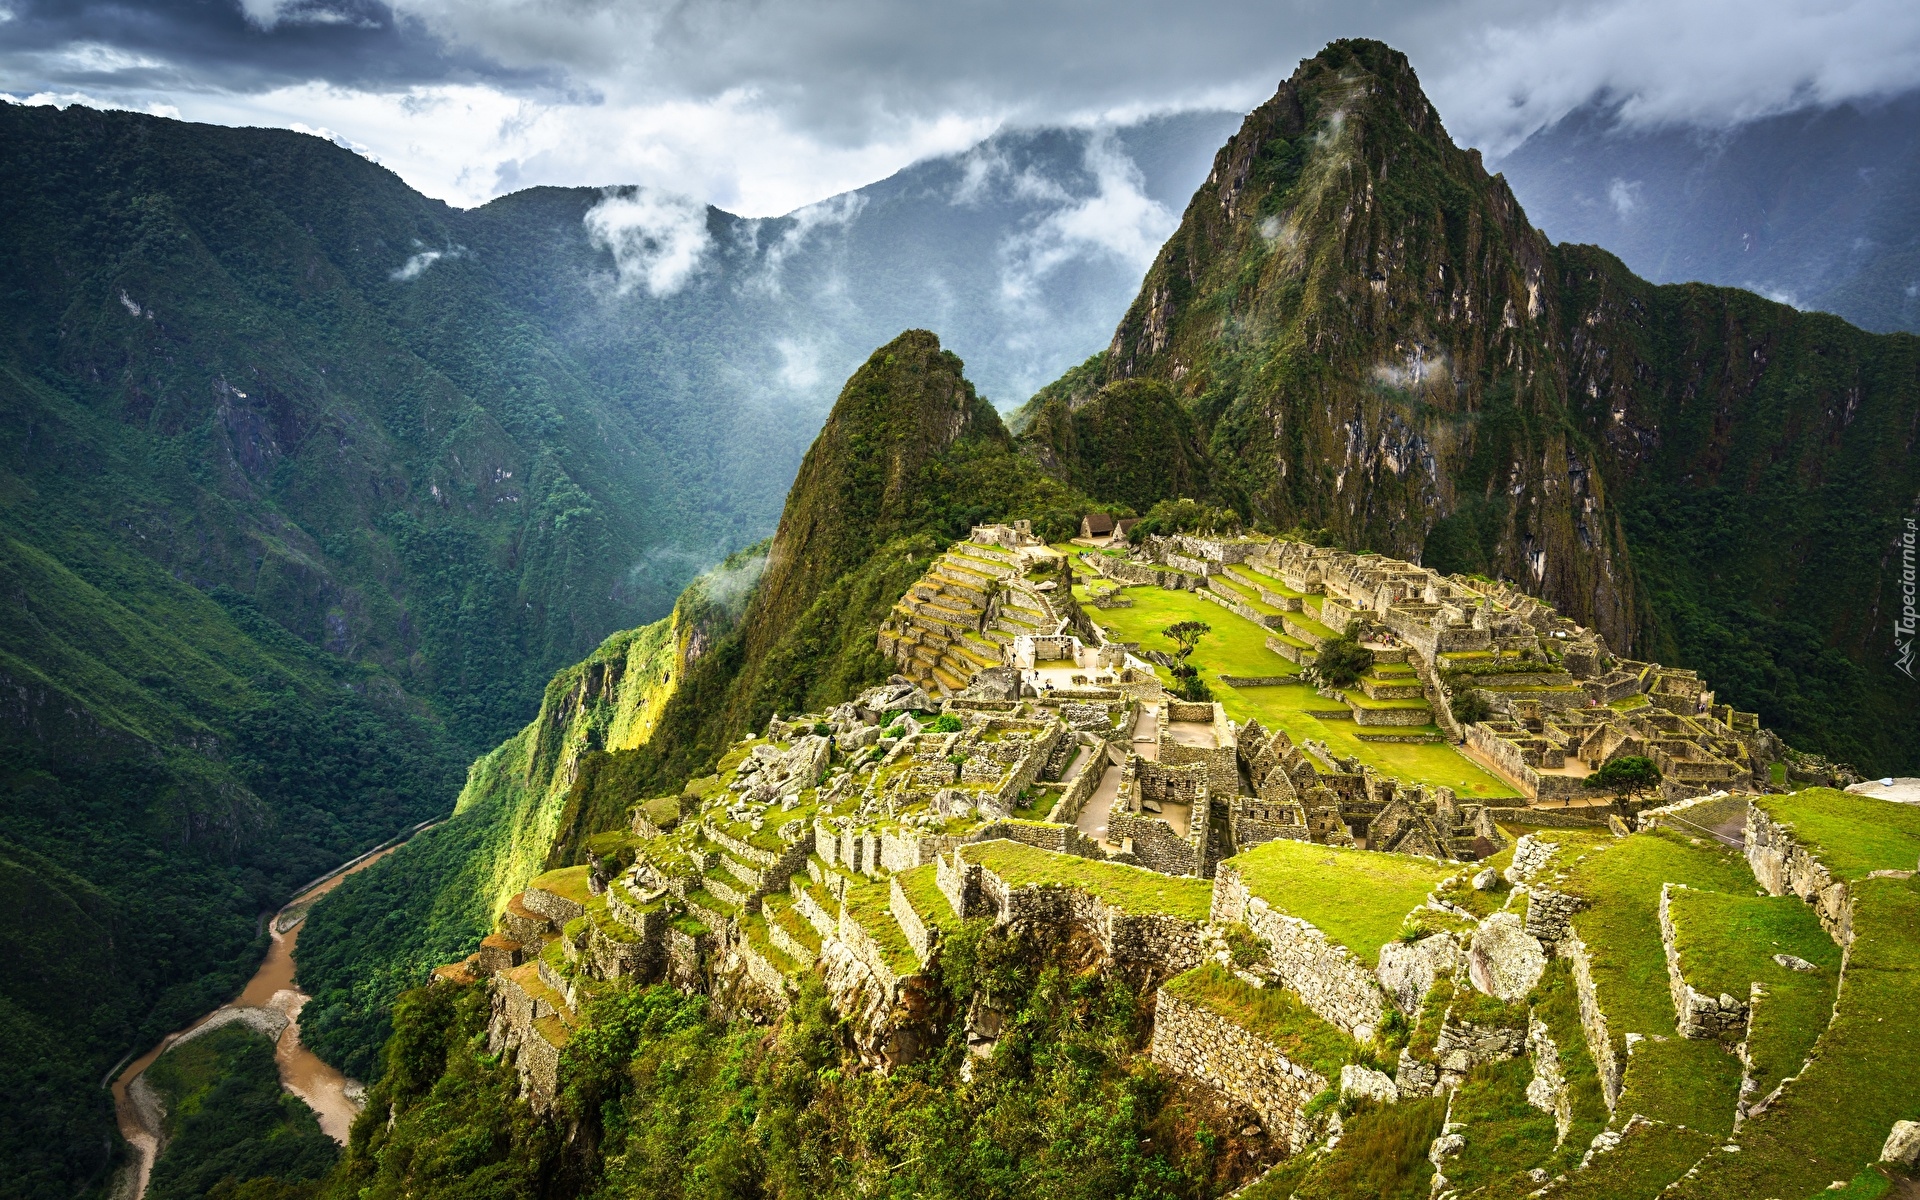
[[111, 828, 432, 1200]]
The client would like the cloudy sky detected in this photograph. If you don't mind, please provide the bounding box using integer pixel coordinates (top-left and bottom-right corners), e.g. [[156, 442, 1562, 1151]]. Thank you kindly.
[[5, 0, 1919, 215]]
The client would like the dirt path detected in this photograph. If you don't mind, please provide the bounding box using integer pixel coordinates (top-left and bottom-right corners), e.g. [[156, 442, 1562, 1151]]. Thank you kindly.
[[110, 823, 436, 1200]]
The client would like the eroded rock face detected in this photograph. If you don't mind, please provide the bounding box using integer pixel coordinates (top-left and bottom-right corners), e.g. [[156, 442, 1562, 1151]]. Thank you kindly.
[[1376, 931, 1462, 1014], [1468, 912, 1547, 1001]]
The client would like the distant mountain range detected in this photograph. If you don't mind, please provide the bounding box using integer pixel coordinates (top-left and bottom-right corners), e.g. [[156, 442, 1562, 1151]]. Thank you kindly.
[[1497, 91, 1920, 335]]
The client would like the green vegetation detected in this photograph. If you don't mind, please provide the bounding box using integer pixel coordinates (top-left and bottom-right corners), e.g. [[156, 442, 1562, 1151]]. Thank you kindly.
[[142, 1024, 340, 1200], [1549, 1120, 1719, 1200], [1753, 788, 1920, 879], [963, 840, 1215, 922], [1584, 755, 1663, 801], [1164, 620, 1216, 701], [1307, 625, 1374, 689], [1162, 963, 1358, 1078], [1076, 582, 1515, 797], [333, 935, 1261, 1200], [1557, 829, 1755, 1132], [1225, 840, 1454, 966], [1127, 498, 1244, 540], [1664, 887, 1839, 1087], [1240, 1097, 1447, 1200], [1674, 877, 1920, 1198]]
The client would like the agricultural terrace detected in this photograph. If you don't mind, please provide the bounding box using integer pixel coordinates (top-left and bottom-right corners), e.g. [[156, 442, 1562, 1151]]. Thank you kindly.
[[1674, 876, 1920, 1199], [1224, 839, 1456, 966], [1664, 887, 1839, 1088], [1161, 963, 1359, 1079], [1556, 828, 1755, 1134], [1752, 788, 1920, 879], [1074, 580, 1519, 800], [960, 839, 1213, 922]]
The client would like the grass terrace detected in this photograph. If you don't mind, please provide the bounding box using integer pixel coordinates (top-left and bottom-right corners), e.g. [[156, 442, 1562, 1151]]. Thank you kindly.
[[1161, 963, 1358, 1079], [1665, 887, 1839, 1089], [841, 878, 921, 976], [960, 840, 1213, 923], [528, 865, 594, 908], [893, 863, 959, 935], [1558, 829, 1754, 1132], [1676, 876, 1920, 1199], [1752, 788, 1920, 879], [1225, 839, 1455, 967], [1073, 582, 1298, 677]]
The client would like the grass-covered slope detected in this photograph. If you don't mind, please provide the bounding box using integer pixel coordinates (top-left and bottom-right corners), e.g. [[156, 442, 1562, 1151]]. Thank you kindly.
[[1032, 39, 1920, 772]]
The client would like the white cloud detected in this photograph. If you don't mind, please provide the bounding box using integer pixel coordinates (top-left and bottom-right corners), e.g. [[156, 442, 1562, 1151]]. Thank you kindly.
[[1425, 0, 1920, 156], [999, 130, 1177, 306], [391, 245, 463, 280], [583, 187, 713, 297], [755, 192, 867, 293], [6, 0, 1919, 217], [1607, 178, 1642, 218]]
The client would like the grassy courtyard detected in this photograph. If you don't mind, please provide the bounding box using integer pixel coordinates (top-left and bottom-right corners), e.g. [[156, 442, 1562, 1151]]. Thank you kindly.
[[1076, 580, 1519, 799]]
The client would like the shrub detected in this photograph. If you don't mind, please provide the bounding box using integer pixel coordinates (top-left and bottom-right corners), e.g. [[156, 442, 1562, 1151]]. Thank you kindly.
[[927, 713, 963, 733], [1450, 688, 1493, 724], [1312, 624, 1375, 689]]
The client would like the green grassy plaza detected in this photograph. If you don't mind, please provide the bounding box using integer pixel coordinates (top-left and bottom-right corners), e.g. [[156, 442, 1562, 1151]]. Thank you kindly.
[[1073, 579, 1519, 799]]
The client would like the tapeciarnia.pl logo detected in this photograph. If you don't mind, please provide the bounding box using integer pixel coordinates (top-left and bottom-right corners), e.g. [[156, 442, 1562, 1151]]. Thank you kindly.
[[1900, 516, 1917, 680]]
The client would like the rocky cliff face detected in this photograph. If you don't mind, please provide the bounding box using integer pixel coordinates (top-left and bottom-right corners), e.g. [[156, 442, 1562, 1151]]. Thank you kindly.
[[1037, 40, 1919, 769]]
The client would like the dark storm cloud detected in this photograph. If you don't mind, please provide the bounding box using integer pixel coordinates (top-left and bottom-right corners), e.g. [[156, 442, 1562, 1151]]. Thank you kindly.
[[3, 0, 1917, 211], [0, 0, 553, 95]]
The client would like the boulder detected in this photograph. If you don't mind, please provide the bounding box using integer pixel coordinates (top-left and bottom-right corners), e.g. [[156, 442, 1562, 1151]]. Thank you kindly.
[[1340, 1064, 1399, 1105], [1471, 867, 1500, 891], [1468, 912, 1547, 1001], [1375, 931, 1461, 1014], [1773, 953, 1817, 972], [1884, 1120, 1920, 1167]]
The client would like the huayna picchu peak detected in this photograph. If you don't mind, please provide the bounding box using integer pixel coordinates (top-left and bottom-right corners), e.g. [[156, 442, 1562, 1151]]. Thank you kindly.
[[4, 32, 1917, 1200]]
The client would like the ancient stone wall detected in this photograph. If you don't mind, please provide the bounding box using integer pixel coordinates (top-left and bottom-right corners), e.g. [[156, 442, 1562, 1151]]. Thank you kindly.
[[890, 875, 939, 963], [1149, 988, 1329, 1153], [1745, 805, 1855, 946], [968, 819, 1106, 859], [1659, 884, 1751, 1039], [1560, 930, 1624, 1110], [937, 850, 980, 918], [793, 880, 837, 937], [1524, 887, 1586, 944], [972, 867, 1204, 974], [1109, 812, 1204, 875], [1210, 862, 1388, 1039], [837, 903, 908, 1000]]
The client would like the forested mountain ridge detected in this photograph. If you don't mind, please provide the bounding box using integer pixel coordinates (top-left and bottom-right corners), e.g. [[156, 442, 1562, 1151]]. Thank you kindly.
[[1029, 39, 1920, 772], [0, 103, 796, 1198]]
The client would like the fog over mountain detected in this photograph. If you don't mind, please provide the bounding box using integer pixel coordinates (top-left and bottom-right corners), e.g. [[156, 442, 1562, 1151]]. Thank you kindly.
[[1497, 90, 1920, 334]]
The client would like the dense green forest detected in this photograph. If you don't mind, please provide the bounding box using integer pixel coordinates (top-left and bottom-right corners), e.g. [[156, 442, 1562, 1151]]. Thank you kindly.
[[0, 102, 812, 1197], [323, 926, 1258, 1200], [140, 1024, 340, 1200]]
